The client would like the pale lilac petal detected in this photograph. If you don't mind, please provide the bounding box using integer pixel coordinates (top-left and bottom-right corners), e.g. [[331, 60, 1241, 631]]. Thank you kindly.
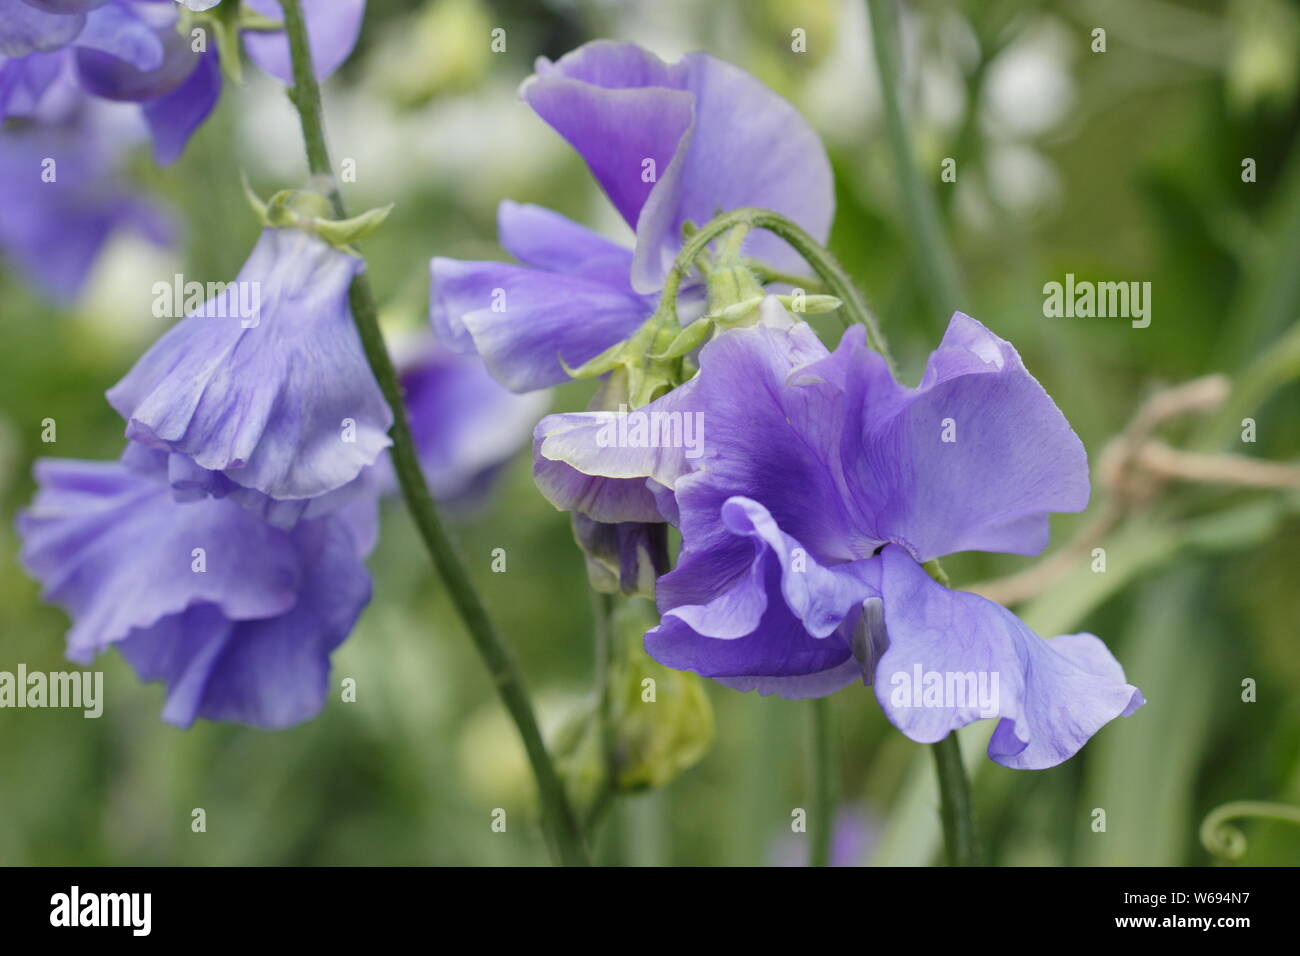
[[16, 456, 301, 664], [870, 546, 1144, 770], [107, 229, 392, 500]]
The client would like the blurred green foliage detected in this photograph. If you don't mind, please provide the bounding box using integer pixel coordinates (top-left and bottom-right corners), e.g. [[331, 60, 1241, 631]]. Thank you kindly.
[[1, 0, 1298, 866]]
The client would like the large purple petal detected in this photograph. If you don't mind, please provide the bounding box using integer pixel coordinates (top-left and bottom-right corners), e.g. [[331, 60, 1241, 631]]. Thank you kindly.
[[429, 256, 648, 392], [242, 0, 365, 84], [142, 47, 220, 164], [521, 41, 834, 293], [107, 228, 392, 500], [794, 314, 1090, 560], [870, 546, 1144, 769]]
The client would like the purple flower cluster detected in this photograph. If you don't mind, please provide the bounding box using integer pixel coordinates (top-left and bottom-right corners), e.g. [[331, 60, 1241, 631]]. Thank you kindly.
[[19, 227, 543, 728], [535, 300, 1144, 768], [1, 1, 366, 302], [1, 0, 364, 164]]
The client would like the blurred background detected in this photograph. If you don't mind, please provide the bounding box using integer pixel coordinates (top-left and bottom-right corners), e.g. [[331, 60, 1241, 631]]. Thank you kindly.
[[2, 0, 1298, 865]]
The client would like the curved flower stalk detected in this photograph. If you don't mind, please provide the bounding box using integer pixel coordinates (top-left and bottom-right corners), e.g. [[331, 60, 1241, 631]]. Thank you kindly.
[[18, 445, 375, 729], [430, 40, 834, 393], [0, 0, 365, 163], [536, 298, 1145, 770]]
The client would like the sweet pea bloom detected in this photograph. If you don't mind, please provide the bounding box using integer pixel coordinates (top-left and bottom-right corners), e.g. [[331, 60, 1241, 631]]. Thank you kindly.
[[16, 445, 375, 728], [431, 41, 833, 391], [0, 0, 364, 163], [377, 339, 551, 505], [0, 118, 173, 303], [534, 301, 1145, 769], [107, 227, 393, 504]]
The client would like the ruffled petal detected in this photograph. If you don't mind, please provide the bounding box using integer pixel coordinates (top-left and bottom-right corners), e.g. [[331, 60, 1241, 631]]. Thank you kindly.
[[793, 315, 1090, 561], [16, 456, 302, 664], [142, 48, 220, 164], [116, 511, 371, 729], [429, 256, 648, 392], [870, 546, 1144, 770], [646, 561, 863, 700], [656, 490, 875, 641], [242, 0, 365, 84], [107, 228, 392, 500]]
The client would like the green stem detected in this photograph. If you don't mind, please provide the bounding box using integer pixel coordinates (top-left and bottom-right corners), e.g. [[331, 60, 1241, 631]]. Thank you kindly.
[[866, 0, 965, 319], [658, 207, 894, 369], [278, 0, 589, 867], [809, 697, 837, 867], [932, 733, 980, 865]]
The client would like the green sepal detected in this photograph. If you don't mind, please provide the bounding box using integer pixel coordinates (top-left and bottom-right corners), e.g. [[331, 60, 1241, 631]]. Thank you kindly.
[[312, 203, 396, 252], [650, 317, 713, 360]]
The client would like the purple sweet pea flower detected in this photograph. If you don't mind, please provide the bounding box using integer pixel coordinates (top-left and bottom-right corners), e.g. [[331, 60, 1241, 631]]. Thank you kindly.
[[374, 338, 551, 505], [16, 446, 375, 728], [534, 300, 1145, 769], [521, 40, 833, 293], [107, 227, 393, 503], [2, 0, 365, 163], [0, 119, 173, 304], [430, 41, 832, 392]]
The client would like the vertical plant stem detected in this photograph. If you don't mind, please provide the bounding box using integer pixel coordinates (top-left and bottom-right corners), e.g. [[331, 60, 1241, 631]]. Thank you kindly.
[[867, 0, 966, 318], [810, 697, 837, 867], [932, 733, 980, 865], [278, 0, 589, 866]]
